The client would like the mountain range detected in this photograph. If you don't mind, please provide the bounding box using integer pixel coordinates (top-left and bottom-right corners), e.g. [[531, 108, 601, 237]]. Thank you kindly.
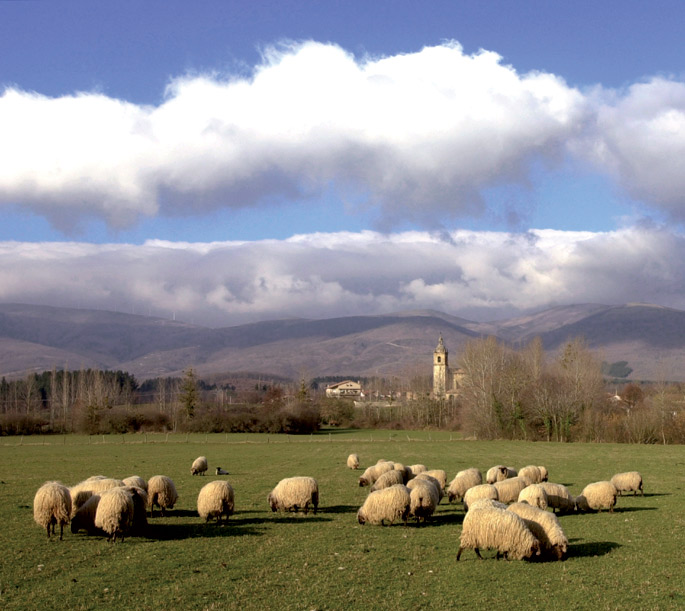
[[1, 302, 684, 382]]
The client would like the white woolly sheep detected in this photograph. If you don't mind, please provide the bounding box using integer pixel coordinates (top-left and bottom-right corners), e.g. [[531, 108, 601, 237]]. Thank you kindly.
[[518, 465, 543, 484], [198, 480, 235, 523], [463, 484, 499, 512], [457, 504, 541, 561], [370, 469, 405, 492], [576, 481, 618, 513], [538, 466, 549, 482], [357, 484, 411, 526], [486, 465, 518, 484], [70, 494, 102, 535], [358, 461, 394, 487], [467, 498, 508, 512], [347, 454, 360, 470], [610, 471, 643, 496], [507, 502, 568, 560], [69, 477, 124, 516], [517, 484, 549, 510], [493, 476, 532, 504], [191, 456, 208, 476], [268, 476, 319, 514], [122, 475, 147, 492], [414, 473, 445, 503], [407, 478, 440, 523], [422, 469, 447, 491], [447, 468, 482, 503], [539, 482, 576, 514], [406, 464, 427, 479], [33, 481, 72, 540], [215, 467, 229, 475], [147, 475, 178, 516], [95, 487, 134, 542]]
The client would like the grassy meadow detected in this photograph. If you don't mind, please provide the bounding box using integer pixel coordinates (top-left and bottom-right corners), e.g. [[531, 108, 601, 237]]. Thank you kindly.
[[1, 430, 683, 610]]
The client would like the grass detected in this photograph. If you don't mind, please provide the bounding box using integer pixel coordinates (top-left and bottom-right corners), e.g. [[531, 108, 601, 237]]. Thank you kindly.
[[1, 430, 684, 610]]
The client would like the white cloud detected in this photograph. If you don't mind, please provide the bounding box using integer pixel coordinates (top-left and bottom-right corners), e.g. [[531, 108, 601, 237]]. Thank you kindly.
[[2, 228, 685, 326]]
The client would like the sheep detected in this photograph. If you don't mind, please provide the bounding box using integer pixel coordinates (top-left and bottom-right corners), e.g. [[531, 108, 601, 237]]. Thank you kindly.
[[123, 486, 148, 533], [422, 469, 447, 492], [507, 502, 569, 561], [70, 494, 102, 535], [414, 473, 445, 503], [517, 484, 549, 510], [346, 454, 360, 470], [407, 478, 440, 523], [518, 465, 543, 484], [486, 465, 518, 484], [69, 477, 124, 516], [147, 475, 178, 516], [197, 480, 235, 523], [358, 461, 394, 487], [33, 481, 72, 540], [538, 482, 576, 514], [406, 464, 427, 479], [493, 476, 532, 504], [357, 484, 411, 526], [191, 456, 208, 476], [215, 467, 229, 475], [122, 476, 147, 492], [456, 504, 541, 561], [610, 471, 643, 496], [468, 498, 508, 512], [390, 462, 411, 483], [463, 484, 499, 512], [447, 468, 482, 503], [538, 466, 549, 482], [369, 469, 405, 492], [575, 481, 618, 513], [268, 476, 319, 514], [95, 487, 134, 542]]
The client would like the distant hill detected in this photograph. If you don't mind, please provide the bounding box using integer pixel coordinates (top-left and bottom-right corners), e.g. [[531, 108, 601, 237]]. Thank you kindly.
[[1, 302, 684, 381]]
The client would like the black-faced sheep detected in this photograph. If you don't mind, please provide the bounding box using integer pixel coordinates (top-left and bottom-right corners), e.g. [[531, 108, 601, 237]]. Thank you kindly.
[[358, 462, 394, 487], [456, 504, 540, 561], [198, 480, 235, 523], [268, 476, 319, 514], [507, 502, 568, 560], [610, 471, 643, 496], [575, 481, 618, 513], [357, 484, 411, 526], [447, 468, 482, 503], [94, 487, 134, 543], [147, 475, 178, 516], [486, 465, 518, 484], [33, 481, 72, 540], [191, 456, 208, 476]]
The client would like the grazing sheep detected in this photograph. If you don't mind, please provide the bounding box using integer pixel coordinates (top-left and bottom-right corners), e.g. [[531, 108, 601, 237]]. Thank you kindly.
[[268, 476, 319, 514], [539, 482, 576, 514], [122, 476, 147, 492], [493, 476, 532, 504], [215, 467, 229, 475], [197, 480, 235, 523], [517, 484, 549, 510], [538, 466, 549, 482], [70, 494, 102, 535], [95, 487, 134, 542], [407, 478, 440, 523], [486, 465, 518, 484], [191, 456, 208, 476], [147, 475, 178, 516], [33, 481, 72, 540], [447, 468, 482, 503], [468, 498, 508, 512], [69, 477, 124, 516], [507, 502, 568, 560], [610, 471, 643, 496], [358, 461, 394, 487], [370, 469, 405, 492], [518, 465, 543, 484], [456, 504, 541, 561], [576, 481, 618, 513], [422, 469, 447, 491], [406, 464, 427, 479], [463, 484, 499, 512], [347, 454, 360, 470], [357, 484, 411, 526], [123, 486, 148, 533], [414, 473, 445, 503], [390, 462, 411, 483]]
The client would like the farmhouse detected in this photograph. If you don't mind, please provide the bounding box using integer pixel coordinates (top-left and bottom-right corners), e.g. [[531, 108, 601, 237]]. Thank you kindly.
[[325, 380, 362, 398]]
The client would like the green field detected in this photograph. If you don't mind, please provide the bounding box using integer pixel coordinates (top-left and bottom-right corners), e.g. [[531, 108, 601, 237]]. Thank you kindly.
[[1, 431, 683, 610]]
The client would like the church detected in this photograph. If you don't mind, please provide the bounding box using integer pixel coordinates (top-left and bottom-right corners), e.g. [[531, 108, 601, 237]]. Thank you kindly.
[[432, 335, 464, 400]]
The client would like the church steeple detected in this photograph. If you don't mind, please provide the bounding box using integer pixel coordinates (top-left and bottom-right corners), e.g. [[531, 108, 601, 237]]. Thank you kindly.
[[433, 334, 448, 397]]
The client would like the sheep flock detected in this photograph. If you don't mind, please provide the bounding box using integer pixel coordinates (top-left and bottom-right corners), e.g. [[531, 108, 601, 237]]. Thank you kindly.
[[32, 449, 644, 564]]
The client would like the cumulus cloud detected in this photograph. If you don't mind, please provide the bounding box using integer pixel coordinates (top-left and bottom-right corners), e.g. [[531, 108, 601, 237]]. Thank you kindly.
[[0, 40, 587, 230], [3, 228, 685, 326]]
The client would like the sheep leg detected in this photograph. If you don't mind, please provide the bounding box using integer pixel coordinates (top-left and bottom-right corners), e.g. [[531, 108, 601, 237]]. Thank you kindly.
[[474, 547, 483, 560], [59, 523, 64, 541], [456, 547, 464, 561], [46, 524, 51, 539]]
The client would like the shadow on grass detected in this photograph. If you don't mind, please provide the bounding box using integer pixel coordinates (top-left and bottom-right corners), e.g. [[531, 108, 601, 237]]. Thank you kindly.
[[229, 514, 332, 526], [623, 492, 669, 498], [612, 506, 658, 513], [570, 541, 621, 557], [409, 511, 464, 528], [321, 504, 358, 514], [143, 521, 265, 540]]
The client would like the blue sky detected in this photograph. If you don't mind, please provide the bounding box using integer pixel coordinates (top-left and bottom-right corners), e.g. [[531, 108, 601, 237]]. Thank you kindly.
[[1, 1, 685, 325]]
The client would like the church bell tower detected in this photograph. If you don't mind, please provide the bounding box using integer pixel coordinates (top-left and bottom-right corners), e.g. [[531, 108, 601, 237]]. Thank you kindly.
[[433, 335, 448, 398]]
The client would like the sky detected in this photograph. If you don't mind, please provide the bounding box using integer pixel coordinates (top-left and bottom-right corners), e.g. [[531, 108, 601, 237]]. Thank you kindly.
[[2, 1, 685, 327]]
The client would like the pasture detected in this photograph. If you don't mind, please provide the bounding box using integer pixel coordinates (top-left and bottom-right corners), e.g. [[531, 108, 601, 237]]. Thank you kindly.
[[1, 431, 683, 610]]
